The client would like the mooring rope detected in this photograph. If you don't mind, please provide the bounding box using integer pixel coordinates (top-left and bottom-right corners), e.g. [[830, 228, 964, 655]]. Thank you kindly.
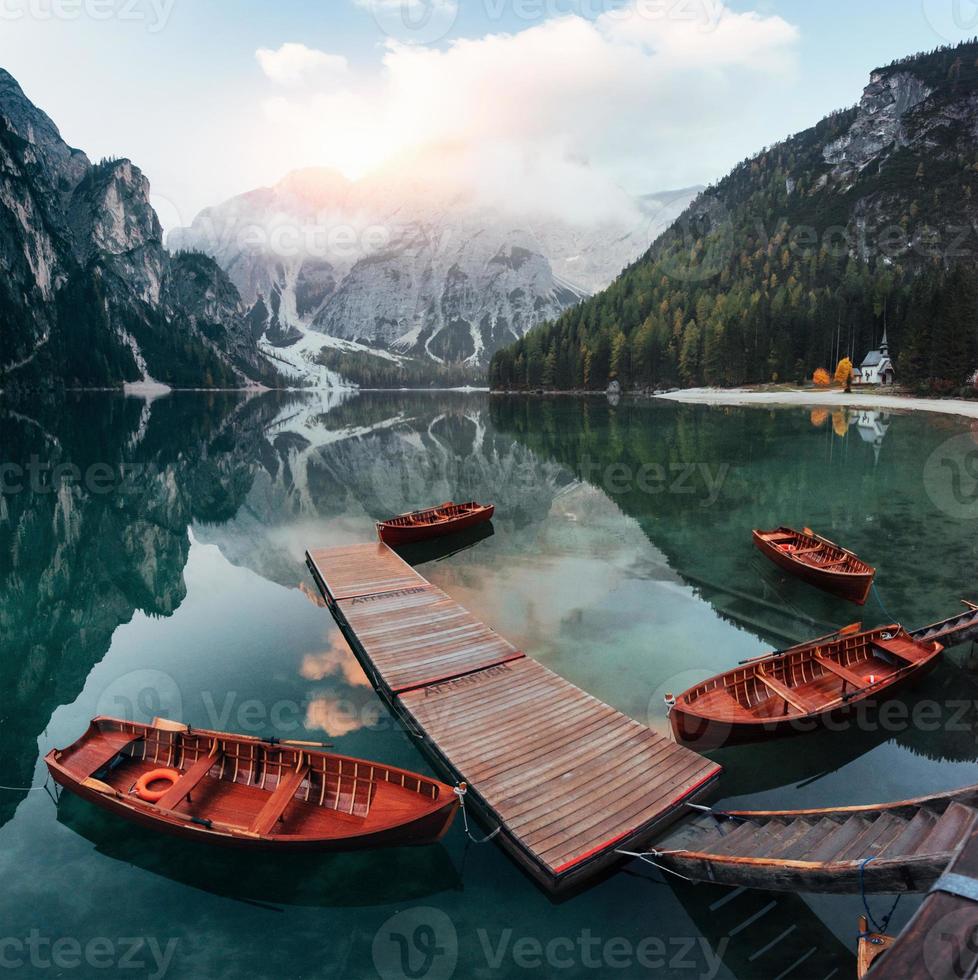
[[0, 784, 48, 792], [871, 583, 897, 624], [615, 849, 693, 881], [453, 784, 501, 844], [859, 856, 902, 935]]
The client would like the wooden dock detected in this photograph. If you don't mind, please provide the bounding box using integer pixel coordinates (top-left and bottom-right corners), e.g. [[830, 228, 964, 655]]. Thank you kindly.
[[306, 542, 722, 893]]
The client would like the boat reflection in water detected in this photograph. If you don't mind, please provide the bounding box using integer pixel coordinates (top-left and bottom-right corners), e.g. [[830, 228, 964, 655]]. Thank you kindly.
[[55, 792, 461, 909], [393, 521, 495, 567]]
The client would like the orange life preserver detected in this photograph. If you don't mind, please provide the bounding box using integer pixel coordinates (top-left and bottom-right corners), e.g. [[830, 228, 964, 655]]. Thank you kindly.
[[135, 768, 180, 803]]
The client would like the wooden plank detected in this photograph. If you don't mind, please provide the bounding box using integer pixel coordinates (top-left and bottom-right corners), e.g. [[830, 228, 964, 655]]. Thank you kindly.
[[306, 542, 722, 892], [307, 543, 422, 602], [815, 656, 867, 689], [400, 658, 721, 881], [338, 584, 522, 693], [756, 672, 818, 713], [249, 765, 309, 835], [156, 749, 220, 811]]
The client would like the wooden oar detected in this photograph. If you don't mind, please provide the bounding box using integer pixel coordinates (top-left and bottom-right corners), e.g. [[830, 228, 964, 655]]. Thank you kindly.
[[738, 622, 862, 665]]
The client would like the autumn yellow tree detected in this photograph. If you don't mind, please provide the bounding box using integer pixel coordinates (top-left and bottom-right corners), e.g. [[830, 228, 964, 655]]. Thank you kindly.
[[834, 357, 853, 388], [813, 368, 831, 387]]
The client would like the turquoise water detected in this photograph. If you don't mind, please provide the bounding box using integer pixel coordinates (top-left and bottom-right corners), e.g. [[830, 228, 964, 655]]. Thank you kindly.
[[2, 391, 977, 979]]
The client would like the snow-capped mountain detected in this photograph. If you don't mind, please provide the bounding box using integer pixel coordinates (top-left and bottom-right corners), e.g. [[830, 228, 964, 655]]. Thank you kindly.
[[170, 168, 700, 376]]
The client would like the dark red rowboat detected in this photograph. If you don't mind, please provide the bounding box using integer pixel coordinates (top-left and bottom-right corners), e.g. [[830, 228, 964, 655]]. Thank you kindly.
[[669, 625, 943, 748], [376, 501, 494, 546], [46, 717, 459, 850], [754, 526, 876, 604]]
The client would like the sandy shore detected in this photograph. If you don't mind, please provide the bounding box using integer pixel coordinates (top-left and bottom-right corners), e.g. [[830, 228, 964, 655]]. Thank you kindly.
[[656, 387, 978, 421]]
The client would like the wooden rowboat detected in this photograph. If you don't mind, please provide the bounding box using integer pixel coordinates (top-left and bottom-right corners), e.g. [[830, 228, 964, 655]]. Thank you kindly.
[[45, 717, 459, 850], [754, 526, 876, 604], [653, 782, 978, 894], [669, 625, 944, 748], [376, 501, 494, 546]]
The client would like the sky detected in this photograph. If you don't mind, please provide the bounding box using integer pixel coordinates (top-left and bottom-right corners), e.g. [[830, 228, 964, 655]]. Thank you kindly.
[[0, 0, 975, 230]]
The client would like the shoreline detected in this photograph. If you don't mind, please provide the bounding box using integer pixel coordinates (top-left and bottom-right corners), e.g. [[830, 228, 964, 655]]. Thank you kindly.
[[655, 387, 978, 420]]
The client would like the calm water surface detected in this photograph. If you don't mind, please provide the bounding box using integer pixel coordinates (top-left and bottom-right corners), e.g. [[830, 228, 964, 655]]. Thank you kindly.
[[2, 391, 977, 979]]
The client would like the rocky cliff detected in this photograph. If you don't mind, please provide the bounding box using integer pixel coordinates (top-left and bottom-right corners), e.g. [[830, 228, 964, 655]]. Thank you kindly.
[[0, 69, 281, 391]]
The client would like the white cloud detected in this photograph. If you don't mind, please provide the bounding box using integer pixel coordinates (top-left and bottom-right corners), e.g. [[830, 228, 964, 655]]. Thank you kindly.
[[256, 43, 349, 87], [253, 3, 799, 218]]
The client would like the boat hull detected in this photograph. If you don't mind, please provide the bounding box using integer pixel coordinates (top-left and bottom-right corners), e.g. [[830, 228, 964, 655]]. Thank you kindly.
[[45, 717, 460, 851], [670, 655, 939, 749], [670, 625, 943, 749], [753, 528, 875, 604], [377, 504, 494, 546], [47, 765, 459, 850]]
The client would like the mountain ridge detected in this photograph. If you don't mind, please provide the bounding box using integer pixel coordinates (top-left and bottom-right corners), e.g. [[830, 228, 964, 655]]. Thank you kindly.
[[0, 68, 282, 393], [170, 165, 700, 380], [490, 41, 978, 394]]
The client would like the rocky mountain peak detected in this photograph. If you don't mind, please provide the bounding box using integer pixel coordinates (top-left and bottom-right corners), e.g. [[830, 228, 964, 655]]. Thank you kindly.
[[823, 70, 933, 182]]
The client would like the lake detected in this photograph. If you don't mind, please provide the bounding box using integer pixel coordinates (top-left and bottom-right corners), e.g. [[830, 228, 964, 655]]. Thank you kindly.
[[2, 390, 977, 979]]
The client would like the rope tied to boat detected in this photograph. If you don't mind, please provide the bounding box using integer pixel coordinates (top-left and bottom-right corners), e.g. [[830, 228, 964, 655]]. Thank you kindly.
[[453, 783, 501, 844], [871, 583, 897, 624], [615, 849, 692, 881], [859, 856, 902, 935]]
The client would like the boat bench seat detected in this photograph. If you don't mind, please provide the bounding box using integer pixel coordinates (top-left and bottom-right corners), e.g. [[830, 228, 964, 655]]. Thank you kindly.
[[757, 672, 820, 714], [816, 656, 866, 690], [250, 765, 310, 835], [156, 750, 221, 811], [696, 688, 757, 722], [84, 732, 144, 778], [874, 636, 929, 664]]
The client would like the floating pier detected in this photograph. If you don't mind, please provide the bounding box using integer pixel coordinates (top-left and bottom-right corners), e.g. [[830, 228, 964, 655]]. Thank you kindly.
[[306, 542, 722, 893]]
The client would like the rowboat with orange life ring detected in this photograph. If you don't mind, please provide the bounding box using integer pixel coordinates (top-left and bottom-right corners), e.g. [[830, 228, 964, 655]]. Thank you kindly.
[[134, 768, 179, 802], [46, 716, 460, 850]]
